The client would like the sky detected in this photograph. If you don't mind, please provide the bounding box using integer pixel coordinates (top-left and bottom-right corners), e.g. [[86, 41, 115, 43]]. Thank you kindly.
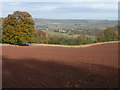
[[0, 0, 119, 20]]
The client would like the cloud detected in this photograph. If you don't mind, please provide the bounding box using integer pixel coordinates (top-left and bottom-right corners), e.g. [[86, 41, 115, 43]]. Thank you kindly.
[[31, 6, 58, 11], [62, 2, 118, 11], [86, 3, 118, 10], [0, 3, 2, 17], [1, 2, 118, 20], [2, 0, 119, 2]]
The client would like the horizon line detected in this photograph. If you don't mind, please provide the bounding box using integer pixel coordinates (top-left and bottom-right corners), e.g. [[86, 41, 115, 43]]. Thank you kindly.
[[0, 17, 118, 21]]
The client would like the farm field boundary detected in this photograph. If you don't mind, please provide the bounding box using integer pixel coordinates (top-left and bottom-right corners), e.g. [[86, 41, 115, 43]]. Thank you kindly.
[[0, 41, 119, 48]]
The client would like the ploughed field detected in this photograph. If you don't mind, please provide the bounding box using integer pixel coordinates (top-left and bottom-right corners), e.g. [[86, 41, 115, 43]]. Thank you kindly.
[[2, 42, 118, 88]]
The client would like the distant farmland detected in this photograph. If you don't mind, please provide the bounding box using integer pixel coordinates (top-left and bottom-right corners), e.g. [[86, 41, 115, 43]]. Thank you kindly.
[[34, 19, 117, 31]]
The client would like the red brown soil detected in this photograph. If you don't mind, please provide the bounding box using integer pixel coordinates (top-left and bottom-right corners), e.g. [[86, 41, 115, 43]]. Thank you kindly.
[[2, 43, 119, 88]]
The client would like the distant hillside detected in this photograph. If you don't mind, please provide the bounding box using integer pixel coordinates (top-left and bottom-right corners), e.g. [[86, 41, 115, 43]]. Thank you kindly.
[[34, 19, 117, 36], [34, 19, 117, 30]]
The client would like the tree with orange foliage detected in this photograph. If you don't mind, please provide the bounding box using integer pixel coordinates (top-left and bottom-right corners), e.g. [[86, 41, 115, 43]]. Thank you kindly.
[[2, 11, 35, 44]]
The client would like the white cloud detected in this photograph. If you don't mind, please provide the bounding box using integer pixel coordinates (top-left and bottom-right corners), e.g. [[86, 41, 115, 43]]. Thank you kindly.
[[2, 3, 58, 13], [2, 0, 119, 2], [2, 2, 59, 17], [1, 2, 118, 20], [82, 3, 118, 10], [60, 2, 118, 11], [88, 3, 117, 9], [31, 6, 58, 11], [0, 3, 2, 17]]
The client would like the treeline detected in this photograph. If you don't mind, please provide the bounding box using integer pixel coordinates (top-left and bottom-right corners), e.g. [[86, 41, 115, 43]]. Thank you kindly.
[[97, 26, 118, 42], [35, 32, 93, 45], [34, 26, 119, 45]]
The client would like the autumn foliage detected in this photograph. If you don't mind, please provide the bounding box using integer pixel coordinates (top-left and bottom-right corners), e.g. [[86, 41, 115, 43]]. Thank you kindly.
[[36, 30, 46, 40], [2, 11, 35, 44], [97, 26, 118, 42]]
